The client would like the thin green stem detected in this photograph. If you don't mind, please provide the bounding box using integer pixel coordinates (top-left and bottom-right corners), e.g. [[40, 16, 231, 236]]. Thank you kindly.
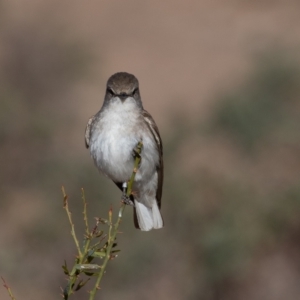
[[82, 188, 89, 235], [62, 187, 84, 299], [82, 187, 93, 258], [62, 186, 82, 258]]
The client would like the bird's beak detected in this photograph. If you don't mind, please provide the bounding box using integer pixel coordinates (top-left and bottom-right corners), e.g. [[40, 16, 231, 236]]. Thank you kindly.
[[119, 93, 128, 102]]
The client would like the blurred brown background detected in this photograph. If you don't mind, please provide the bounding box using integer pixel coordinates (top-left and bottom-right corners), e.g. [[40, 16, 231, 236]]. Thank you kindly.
[[1, 1, 300, 299]]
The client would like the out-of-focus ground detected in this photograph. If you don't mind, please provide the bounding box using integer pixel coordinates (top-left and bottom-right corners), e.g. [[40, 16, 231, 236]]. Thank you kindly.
[[1, 1, 300, 299]]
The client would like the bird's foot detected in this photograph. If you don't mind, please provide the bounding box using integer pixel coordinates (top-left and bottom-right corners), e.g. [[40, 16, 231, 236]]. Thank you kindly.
[[132, 144, 142, 159], [121, 194, 135, 206], [121, 182, 134, 206]]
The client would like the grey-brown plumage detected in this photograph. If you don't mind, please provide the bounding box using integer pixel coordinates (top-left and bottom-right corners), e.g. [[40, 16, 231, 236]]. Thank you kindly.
[[85, 72, 163, 231]]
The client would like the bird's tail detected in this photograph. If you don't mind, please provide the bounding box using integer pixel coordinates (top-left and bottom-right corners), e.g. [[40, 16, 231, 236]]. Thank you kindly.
[[133, 200, 163, 231]]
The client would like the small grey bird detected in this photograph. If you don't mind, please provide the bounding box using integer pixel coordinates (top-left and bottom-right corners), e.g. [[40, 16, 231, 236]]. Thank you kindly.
[[85, 72, 163, 231]]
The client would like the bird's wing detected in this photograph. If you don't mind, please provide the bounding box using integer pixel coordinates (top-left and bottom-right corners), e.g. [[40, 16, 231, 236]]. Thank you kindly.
[[142, 110, 163, 208], [85, 115, 95, 149]]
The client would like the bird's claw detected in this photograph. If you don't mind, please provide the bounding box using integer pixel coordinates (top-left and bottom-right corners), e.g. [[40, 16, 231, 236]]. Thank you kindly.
[[132, 145, 141, 159], [121, 194, 135, 206]]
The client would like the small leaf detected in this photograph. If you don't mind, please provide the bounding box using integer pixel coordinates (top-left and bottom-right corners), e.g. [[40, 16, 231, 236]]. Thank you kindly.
[[111, 249, 120, 254], [87, 249, 95, 256], [62, 260, 69, 275], [75, 264, 102, 271], [92, 251, 106, 258], [75, 278, 90, 291], [99, 218, 108, 224], [83, 271, 97, 276], [95, 230, 104, 237]]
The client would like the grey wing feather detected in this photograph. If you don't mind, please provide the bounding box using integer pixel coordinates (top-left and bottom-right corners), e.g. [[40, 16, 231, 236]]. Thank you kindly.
[[142, 110, 163, 208], [85, 116, 95, 148]]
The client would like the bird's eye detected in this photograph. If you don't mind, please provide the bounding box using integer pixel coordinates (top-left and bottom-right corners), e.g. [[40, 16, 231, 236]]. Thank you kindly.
[[132, 88, 138, 96], [106, 88, 114, 96]]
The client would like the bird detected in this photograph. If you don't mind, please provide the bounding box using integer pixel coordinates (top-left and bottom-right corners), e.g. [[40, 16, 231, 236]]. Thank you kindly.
[[85, 72, 163, 231]]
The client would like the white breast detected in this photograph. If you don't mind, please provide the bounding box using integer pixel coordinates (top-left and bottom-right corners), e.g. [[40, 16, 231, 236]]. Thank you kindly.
[[90, 98, 158, 183]]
